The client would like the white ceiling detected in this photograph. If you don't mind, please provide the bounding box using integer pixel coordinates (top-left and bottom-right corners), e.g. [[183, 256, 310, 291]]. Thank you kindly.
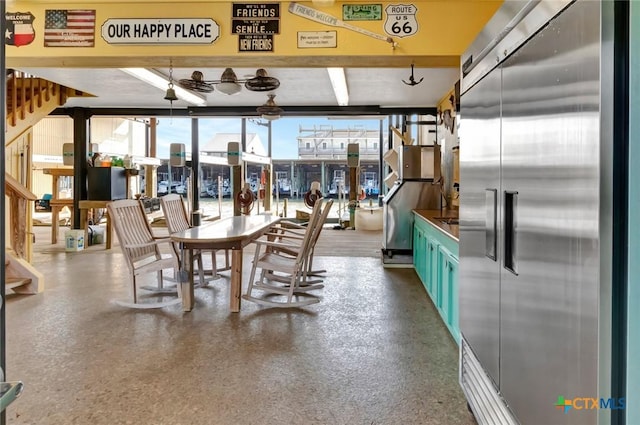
[[19, 66, 460, 111]]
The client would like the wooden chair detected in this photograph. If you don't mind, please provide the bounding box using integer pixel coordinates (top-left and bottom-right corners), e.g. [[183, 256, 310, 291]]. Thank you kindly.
[[107, 199, 181, 309], [160, 194, 230, 285], [243, 200, 325, 308], [265, 199, 333, 286]]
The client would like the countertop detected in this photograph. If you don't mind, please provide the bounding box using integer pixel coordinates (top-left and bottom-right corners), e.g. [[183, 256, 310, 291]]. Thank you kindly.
[[413, 209, 459, 242]]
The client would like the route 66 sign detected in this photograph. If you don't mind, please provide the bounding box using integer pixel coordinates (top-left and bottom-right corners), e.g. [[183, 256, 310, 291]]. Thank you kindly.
[[384, 4, 418, 38]]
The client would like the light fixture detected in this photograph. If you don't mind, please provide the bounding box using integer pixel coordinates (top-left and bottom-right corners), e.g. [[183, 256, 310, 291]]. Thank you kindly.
[[216, 68, 242, 95], [178, 68, 280, 94], [327, 67, 349, 106], [256, 94, 283, 121], [120, 67, 207, 106]]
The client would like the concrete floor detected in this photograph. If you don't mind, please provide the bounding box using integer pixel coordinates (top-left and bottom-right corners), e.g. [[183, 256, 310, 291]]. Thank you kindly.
[[5, 227, 475, 425]]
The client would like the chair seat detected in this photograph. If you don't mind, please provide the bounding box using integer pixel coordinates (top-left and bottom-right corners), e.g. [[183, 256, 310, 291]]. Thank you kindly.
[[133, 255, 177, 275], [255, 252, 302, 274]]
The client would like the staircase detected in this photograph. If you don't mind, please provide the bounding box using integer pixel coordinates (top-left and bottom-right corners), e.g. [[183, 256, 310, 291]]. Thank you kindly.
[[5, 253, 42, 294], [3, 70, 90, 291], [5, 69, 92, 146]]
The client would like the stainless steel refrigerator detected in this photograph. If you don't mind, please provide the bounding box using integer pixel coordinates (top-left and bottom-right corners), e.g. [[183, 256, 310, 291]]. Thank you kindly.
[[458, 1, 621, 424]]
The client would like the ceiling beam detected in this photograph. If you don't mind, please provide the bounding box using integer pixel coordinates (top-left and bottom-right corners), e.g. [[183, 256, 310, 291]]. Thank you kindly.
[[9, 56, 460, 69], [51, 105, 437, 118]]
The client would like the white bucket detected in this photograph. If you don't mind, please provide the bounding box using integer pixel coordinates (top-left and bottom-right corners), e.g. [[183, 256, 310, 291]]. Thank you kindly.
[[65, 230, 85, 252]]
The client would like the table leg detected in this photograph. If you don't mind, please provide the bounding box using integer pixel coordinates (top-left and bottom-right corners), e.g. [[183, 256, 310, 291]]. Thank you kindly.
[[106, 210, 112, 249], [51, 206, 59, 244], [181, 248, 195, 312], [230, 249, 243, 313], [80, 209, 89, 247]]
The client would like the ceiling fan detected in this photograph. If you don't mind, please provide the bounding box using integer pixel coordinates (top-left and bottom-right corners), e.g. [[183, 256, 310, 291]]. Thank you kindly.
[[256, 94, 283, 120], [178, 68, 280, 95]]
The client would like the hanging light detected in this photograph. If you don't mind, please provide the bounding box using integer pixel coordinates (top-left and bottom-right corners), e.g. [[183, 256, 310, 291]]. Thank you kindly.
[[256, 94, 283, 121], [178, 68, 280, 95], [216, 68, 242, 95]]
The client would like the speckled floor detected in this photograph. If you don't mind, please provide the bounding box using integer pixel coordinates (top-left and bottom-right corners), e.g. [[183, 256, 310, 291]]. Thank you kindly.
[[5, 228, 475, 425]]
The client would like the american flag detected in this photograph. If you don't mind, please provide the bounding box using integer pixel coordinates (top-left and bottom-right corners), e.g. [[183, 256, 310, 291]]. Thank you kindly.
[[44, 10, 96, 47]]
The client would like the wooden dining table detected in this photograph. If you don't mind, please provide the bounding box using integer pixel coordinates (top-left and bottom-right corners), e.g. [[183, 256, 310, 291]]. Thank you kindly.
[[170, 214, 281, 313]]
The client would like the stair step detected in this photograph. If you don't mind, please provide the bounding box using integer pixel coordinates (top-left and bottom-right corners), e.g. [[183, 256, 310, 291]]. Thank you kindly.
[[5, 277, 32, 290]]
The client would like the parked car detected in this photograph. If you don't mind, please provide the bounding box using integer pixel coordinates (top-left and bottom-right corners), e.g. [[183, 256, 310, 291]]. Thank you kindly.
[[158, 181, 185, 196], [206, 181, 231, 198]]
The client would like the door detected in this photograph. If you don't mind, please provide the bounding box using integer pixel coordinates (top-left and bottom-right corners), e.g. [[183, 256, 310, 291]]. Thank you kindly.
[[499, 1, 601, 423], [459, 60, 502, 385]]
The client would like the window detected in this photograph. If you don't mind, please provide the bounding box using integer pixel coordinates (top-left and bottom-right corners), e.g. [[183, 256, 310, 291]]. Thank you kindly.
[[373, 142, 378, 149], [322, 142, 327, 149], [340, 142, 344, 149], [305, 142, 310, 149]]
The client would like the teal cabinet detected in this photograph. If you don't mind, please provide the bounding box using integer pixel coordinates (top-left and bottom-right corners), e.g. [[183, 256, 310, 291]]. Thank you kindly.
[[439, 246, 459, 343], [413, 213, 460, 344], [426, 236, 438, 297], [413, 226, 427, 283]]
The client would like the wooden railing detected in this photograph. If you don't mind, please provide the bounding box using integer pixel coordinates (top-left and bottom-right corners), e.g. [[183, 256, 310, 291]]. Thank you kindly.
[[5, 173, 37, 261]]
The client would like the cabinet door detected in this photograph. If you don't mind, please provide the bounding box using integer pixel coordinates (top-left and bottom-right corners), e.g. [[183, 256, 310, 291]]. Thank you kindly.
[[412, 224, 420, 270], [498, 2, 600, 423], [426, 237, 438, 298], [448, 254, 460, 343], [438, 246, 451, 318], [438, 246, 460, 343], [412, 225, 427, 286]]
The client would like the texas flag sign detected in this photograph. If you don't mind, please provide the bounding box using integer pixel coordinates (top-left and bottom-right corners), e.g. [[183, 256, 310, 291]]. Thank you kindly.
[[6, 12, 36, 47]]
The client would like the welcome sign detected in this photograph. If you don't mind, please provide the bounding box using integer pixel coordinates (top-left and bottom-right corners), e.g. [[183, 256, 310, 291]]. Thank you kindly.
[[101, 18, 219, 44]]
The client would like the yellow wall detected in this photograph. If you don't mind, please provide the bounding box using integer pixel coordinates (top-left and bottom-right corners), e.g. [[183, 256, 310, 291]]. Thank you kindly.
[[7, 1, 502, 68], [437, 87, 455, 114]]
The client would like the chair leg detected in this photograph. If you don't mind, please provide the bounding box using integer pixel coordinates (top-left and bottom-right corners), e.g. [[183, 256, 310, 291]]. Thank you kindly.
[[133, 275, 138, 304], [197, 251, 206, 286], [245, 245, 262, 296], [211, 251, 218, 277], [286, 274, 298, 303]]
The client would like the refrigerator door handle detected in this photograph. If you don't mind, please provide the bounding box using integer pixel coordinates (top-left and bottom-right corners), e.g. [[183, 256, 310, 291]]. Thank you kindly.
[[504, 191, 518, 275], [485, 189, 498, 260]]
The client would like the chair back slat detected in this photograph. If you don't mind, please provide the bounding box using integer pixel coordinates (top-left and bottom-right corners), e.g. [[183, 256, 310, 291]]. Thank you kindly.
[[160, 194, 191, 234], [107, 199, 158, 265], [293, 199, 324, 264]]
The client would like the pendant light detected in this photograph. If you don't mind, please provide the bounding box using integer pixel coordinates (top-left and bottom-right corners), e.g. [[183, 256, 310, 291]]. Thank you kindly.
[[216, 68, 242, 95]]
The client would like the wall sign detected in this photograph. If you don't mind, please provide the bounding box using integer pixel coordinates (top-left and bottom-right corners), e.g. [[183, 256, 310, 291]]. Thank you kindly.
[[45, 9, 96, 47], [289, 2, 393, 45], [297, 31, 336, 48], [232, 3, 280, 52], [5, 12, 35, 47], [342, 4, 382, 21], [384, 4, 418, 38], [238, 34, 273, 52], [101, 18, 219, 44]]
